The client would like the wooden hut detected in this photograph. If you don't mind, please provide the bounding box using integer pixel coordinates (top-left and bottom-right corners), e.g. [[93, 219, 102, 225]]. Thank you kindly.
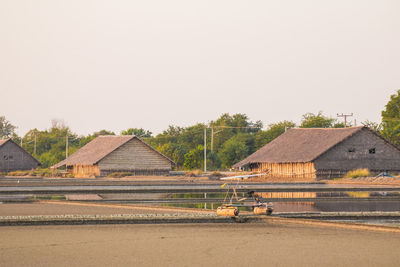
[[233, 126, 400, 180], [0, 139, 40, 172], [52, 135, 175, 177]]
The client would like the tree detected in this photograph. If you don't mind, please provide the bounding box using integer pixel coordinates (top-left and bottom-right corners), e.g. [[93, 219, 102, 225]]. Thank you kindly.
[[209, 113, 262, 153], [158, 143, 188, 168], [381, 90, 400, 144], [255, 120, 296, 149], [0, 116, 17, 138], [183, 145, 205, 170], [121, 128, 152, 137], [218, 135, 248, 169], [20, 121, 80, 167], [300, 112, 336, 128]]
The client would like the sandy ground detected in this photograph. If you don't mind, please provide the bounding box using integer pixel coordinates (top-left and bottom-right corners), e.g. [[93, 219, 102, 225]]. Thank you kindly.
[[1, 222, 399, 267], [0, 202, 213, 216]]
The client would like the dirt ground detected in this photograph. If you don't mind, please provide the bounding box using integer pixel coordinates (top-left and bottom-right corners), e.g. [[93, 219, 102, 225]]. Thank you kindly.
[[1, 222, 399, 267], [0, 202, 214, 216], [325, 176, 400, 186]]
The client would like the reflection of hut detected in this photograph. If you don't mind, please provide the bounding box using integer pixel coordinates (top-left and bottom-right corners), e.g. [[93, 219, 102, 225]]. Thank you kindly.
[[234, 127, 400, 180], [52, 135, 175, 177], [0, 139, 40, 172]]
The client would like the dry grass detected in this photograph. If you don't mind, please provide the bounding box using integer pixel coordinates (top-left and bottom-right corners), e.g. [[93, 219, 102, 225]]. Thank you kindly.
[[345, 168, 371, 178], [6, 168, 74, 178]]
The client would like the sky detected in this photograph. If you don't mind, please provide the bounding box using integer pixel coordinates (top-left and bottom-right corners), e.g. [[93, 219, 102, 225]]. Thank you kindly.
[[1, 0, 399, 136]]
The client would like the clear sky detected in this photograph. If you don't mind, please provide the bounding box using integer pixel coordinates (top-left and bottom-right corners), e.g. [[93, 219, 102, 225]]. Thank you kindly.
[[1, 0, 399, 136]]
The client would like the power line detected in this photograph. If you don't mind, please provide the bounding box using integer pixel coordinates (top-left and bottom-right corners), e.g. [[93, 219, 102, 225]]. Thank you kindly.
[[337, 113, 353, 127]]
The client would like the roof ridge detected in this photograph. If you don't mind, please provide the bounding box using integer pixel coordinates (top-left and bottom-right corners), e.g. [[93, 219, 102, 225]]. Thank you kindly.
[[233, 126, 366, 168]]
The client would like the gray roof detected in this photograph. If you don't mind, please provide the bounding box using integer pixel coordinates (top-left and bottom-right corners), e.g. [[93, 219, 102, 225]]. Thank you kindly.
[[52, 135, 174, 168], [233, 126, 368, 168], [0, 138, 41, 165]]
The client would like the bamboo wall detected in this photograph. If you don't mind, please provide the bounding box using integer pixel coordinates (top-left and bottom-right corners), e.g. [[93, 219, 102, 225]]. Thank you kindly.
[[71, 164, 100, 177], [251, 162, 317, 181]]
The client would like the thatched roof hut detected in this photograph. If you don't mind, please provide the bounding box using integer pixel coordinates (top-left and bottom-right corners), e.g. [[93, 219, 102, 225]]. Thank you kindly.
[[53, 135, 174, 177], [234, 127, 400, 180], [0, 139, 40, 172]]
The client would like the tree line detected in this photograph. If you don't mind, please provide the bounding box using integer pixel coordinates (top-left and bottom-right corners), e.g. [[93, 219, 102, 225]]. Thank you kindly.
[[1, 90, 400, 170]]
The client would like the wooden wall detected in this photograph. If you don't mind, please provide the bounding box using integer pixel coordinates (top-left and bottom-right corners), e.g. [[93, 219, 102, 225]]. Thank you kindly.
[[315, 128, 400, 173], [0, 141, 39, 172], [98, 138, 172, 176], [250, 162, 317, 180]]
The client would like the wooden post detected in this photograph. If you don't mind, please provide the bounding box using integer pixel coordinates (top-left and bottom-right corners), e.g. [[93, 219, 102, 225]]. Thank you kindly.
[[204, 128, 207, 172], [211, 128, 214, 153], [66, 135, 69, 158]]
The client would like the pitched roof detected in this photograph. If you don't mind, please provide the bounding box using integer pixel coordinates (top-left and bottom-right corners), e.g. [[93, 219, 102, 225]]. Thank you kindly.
[[0, 139, 9, 147], [233, 126, 366, 168], [52, 135, 174, 168], [0, 138, 41, 165]]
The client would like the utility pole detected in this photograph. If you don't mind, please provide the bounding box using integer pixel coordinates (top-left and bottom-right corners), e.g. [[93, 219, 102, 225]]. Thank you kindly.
[[337, 113, 353, 127], [211, 128, 213, 153], [66, 134, 69, 158], [204, 128, 207, 173], [33, 131, 37, 155]]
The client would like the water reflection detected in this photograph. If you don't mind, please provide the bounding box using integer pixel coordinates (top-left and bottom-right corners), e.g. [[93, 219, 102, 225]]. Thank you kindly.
[[165, 191, 400, 212]]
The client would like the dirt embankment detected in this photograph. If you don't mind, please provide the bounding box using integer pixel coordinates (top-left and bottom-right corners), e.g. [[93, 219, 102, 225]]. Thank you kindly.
[[324, 176, 400, 186]]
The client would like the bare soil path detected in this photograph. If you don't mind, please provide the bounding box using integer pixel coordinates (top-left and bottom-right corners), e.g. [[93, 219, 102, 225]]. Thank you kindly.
[[1, 222, 399, 267]]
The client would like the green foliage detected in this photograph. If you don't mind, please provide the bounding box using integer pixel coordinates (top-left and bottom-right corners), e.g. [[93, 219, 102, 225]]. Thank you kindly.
[[381, 90, 400, 145], [121, 128, 152, 137], [255, 121, 296, 149], [209, 113, 262, 152], [218, 135, 248, 169], [345, 168, 371, 178], [22, 125, 79, 167], [0, 116, 17, 138], [184, 145, 205, 170], [207, 152, 222, 171], [300, 112, 337, 128], [157, 143, 188, 168]]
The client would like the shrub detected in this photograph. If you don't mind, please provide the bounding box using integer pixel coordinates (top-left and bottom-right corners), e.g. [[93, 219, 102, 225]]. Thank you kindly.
[[345, 168, 371, 178]]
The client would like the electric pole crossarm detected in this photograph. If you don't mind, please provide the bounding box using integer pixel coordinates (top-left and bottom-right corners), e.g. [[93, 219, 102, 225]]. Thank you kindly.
[[337, 113, 353, 128]]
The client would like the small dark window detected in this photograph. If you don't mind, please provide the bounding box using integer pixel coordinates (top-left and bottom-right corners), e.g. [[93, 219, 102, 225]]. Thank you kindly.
[[369, 148, 376, 154], [3, 155, 8, 160], [8, 155, 13, 160], [348, 148, 355, 152]]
